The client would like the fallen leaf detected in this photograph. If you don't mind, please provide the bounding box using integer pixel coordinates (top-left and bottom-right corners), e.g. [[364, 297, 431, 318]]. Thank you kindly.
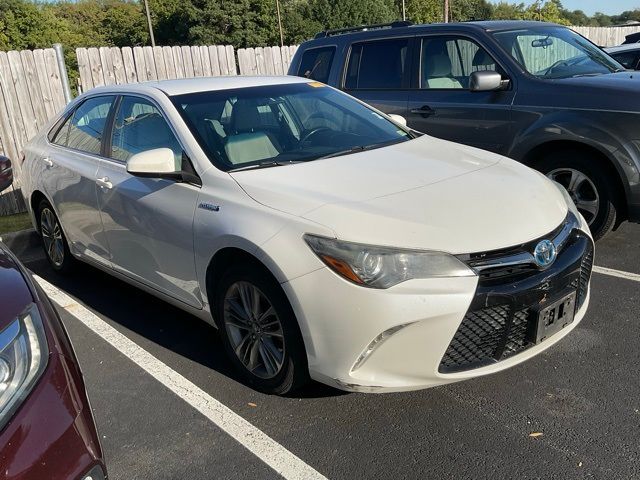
[[578, 462, 583, 467], [247, 402, 257, 407], [529, 432, 543, 438]]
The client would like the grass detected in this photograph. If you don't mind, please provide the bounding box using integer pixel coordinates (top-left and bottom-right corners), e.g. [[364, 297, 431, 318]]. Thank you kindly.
[[0, 212, 32, 236]]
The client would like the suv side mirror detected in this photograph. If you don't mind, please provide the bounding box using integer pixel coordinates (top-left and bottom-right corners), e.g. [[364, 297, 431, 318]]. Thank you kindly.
[[469, 71, 508, 92], [126, 148, 177, 178], [388, 114, 407, 127], [0, 156, 13, 193]]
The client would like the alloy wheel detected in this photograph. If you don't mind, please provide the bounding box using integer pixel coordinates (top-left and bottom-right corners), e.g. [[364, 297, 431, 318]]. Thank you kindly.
[[40, 208, 65, 267], [223, 281, 285, 379], [547, 168, 600, 225]]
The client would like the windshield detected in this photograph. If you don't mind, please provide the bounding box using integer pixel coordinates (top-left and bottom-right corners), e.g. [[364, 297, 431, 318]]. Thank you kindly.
[[171, 83, 411, 171], [493, 27, 623, 79]]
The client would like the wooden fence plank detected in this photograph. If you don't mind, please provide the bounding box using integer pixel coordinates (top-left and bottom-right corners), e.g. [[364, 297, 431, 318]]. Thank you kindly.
[[111, 47, 126, 84], [163, 46, 177, 79], [33, 49, 56, 119], [20, 50, 47, 129], [200, 46, 212, 76], [133, 46, 147, 82], [99, 46, 116, 85], [217, 45, 229, 75], [153, 46, 167, 80], [76, 48, 93, 93], [208, 46, 221, 76], [87, 47, 105, 87], [181, 46, 195, 77], [7, 51, 38, 142], [172, 46, 185, 78], [143, 46, 158, 80], [191, 46, 203, 77], [122, 47, 137, 83], [225, 45, 236, 75], [43, 49, 66, 112]]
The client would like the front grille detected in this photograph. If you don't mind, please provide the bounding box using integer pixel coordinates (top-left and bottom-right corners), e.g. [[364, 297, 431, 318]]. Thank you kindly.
[[440, 230, 594, 373]]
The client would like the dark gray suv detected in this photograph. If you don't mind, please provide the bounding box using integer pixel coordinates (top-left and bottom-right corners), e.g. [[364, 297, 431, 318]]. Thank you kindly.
[[289, 20, 640, 240]]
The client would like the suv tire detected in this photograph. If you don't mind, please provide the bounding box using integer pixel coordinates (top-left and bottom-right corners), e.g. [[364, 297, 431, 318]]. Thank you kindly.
[[37, 199, 75, 273]]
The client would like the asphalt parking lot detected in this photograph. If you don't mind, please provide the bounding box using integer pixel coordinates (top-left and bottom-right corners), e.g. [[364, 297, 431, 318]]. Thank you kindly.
[[8, 222, 640, 480]]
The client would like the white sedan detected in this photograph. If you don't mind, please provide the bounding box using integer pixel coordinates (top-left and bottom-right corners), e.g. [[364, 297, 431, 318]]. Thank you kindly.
[[20, 76, 593, 394]]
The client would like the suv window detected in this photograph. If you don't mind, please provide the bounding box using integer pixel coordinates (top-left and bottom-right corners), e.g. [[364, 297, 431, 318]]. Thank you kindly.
[[297, 47, 335, 83], [110, 96, 183, 169], [345, 38, 409, 90], [420, 37, 500, 89], [62, 96, 115, 154]]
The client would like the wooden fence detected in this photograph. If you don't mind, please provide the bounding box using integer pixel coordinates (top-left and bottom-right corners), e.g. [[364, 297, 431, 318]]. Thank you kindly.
[[573, 25, 640, 47], [0, 48, 68, 216]]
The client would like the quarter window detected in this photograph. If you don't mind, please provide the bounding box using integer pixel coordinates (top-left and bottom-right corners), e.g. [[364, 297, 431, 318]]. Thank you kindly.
[[297, 47, 335, 84], [345, 39, 409, 90], [64, 96, 115, 154], [420, 37, 500, 89], [110, 96, 183, 169]]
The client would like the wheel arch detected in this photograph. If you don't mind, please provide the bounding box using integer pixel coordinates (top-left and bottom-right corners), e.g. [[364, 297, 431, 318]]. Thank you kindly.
[[521, 139, 628, 222], [30, 190, 51, 232]]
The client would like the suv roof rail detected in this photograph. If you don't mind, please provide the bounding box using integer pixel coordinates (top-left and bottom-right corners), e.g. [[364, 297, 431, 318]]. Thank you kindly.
[[314, 21, 414, 39]]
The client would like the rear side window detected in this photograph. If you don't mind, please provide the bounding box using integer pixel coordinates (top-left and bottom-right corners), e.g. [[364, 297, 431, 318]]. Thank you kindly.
[[297, 47, 335, 84], [344, 39, 409, 90], [65, 96, 115, 155]]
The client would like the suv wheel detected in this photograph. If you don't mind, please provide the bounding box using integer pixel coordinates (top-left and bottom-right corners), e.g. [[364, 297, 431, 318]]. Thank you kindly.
[[214, 263, 309, 395], [38, 200, 75, 273], [536, 152, 617, 240]]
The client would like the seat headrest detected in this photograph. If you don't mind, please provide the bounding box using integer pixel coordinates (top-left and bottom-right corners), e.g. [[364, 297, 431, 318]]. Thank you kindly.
[[231, 101, 261, 133], [472, 49, 494, 67], [425, 54, 453, 77]]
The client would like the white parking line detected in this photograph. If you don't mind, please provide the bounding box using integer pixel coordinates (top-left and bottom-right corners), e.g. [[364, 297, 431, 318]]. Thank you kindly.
[[33, 275, 327, 480], [593, 265, 640, 282]]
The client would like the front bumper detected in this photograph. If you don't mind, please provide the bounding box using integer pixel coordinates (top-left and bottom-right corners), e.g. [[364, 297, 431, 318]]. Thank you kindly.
[[0, 351, 106, 479], [283, 227, 593, 393]]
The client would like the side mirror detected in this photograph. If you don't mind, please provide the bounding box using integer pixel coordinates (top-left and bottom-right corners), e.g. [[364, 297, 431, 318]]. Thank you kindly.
[[0, 156, 13, 193], [388, 114, 407, 127], [126, 148, 177, 178], [469, 71, 507, 92]]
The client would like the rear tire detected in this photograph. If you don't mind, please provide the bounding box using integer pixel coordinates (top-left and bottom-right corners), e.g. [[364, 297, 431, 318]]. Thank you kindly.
[[214, 263, 309, 395], [37, 200, 75, 273], [535, 151, 618, 241]]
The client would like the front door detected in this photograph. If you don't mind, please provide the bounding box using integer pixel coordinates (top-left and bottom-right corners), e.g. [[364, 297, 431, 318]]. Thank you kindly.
[[406, 35, 515, 155], [96, 95, 202, 308]]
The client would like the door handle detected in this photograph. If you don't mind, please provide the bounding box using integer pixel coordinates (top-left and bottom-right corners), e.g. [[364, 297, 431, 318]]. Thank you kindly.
[[42, 157, 53, 167], [410, 105, 436, 117], [96, 177, 113, 190]]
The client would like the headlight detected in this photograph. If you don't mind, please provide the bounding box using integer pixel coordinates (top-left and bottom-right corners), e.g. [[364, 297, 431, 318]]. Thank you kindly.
[[0, 303, 49, 430], [304, 234, 474, 288]]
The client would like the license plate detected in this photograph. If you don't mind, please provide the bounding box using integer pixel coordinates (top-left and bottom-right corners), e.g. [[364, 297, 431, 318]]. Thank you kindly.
[[531, 291, 576, 344]]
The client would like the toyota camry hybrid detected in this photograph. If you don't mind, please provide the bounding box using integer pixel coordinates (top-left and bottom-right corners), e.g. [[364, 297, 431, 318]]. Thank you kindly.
[[18, 76, 593, 394]]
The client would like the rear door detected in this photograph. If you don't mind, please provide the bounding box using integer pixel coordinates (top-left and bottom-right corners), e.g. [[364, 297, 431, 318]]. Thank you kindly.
[[96, 94, 202, 308], [341, 37, 412, 117], [406, 35, 514, 155], [44, 95, 116, 266]]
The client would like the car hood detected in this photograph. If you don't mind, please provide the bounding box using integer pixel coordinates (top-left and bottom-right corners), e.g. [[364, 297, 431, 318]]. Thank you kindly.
[[230, 136, 568, 254]]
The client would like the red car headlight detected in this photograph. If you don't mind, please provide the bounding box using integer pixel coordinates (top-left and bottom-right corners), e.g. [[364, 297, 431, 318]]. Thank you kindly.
[[0, 303, 49, 431]]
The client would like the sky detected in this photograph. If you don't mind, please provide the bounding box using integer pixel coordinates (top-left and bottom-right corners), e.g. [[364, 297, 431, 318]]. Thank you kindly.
[[491, 1, 639, 16]]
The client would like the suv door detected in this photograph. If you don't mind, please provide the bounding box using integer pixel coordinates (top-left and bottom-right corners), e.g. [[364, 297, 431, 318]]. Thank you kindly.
[[406, 35, 515, 155], [45, 95, 116, 266], [342, 37, 412, 116], [96, 95, 202, 308]]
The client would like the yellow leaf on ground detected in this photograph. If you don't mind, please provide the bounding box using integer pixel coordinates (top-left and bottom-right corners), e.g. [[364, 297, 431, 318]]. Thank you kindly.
[[529, 432, 544, 437]]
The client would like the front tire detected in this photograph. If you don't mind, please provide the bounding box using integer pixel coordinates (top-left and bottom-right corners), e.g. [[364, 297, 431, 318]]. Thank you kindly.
[[214, 263, 309, 395], [38, 200, 75, 273], [535, 151, 618, 241]]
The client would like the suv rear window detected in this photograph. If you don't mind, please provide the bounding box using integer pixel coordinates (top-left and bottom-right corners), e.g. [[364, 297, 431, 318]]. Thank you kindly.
[[297, 47, 335, 84], [345, 39, 409, 90]]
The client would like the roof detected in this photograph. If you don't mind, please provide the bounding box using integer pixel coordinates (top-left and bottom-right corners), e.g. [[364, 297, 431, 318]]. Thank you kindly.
[[466, 20, 562, 31], [88, 75, 309, 97], [605, 44, 640, 53]]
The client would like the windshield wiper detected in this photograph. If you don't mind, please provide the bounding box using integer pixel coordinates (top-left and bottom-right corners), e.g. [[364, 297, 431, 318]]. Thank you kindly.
[[317, 145, 366, 160], [229, 160, 289, 172], [316, 138, 410, 161]]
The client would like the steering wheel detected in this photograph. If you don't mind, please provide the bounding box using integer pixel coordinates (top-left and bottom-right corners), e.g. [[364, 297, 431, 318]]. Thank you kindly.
[[544, 59, 570, 75], [299, 127, 332, 145]]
